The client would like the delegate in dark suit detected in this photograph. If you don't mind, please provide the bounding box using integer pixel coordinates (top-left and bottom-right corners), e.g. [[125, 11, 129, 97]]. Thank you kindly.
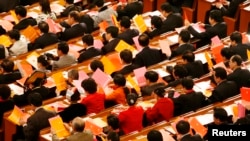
[[111, 64, 138, 77], [13, 17, 37, 31], [230, 44, 250, 61], [0, 71, 22, 84], [180, 134, 204, 141], [101, 38, 120, 55], [59, 103, 87, 123], [188, 22, 227, 47], [183, 60, 205, 78], [133, 47, 166, 67], [60, 23, 86, 41], [161, 13, 183, 34], [23, 108, 56, 141], [208, 80, 238, 104], [29, 33, 59, 51], [220, 0, 246, 18], [116, 1, 143, 20], [0, 99, 14, 126], [227, 68, 250, 89], [78, 46, 101, 63], [172, 91, 206, 116], [118, 29, 139, 45], [171, 43, 195, 59]]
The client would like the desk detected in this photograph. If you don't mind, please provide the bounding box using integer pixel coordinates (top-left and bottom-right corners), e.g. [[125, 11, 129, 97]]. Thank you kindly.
[[197, 0, 213, 23], [3, 96, 65, 141], [239, 6, 250, 32]]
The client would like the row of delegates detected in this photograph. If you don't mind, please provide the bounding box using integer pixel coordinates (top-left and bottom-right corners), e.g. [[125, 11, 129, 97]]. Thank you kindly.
[[52, 117, 94, 141], [0, 59, 22, 84]]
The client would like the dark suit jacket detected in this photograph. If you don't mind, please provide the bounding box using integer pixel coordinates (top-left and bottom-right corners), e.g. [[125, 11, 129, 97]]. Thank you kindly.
[[180, 134, 204, 141], [231, 43, 250, 61], [221, 0, 246, 18], [141, 83, 166, 97], [23, 108, 56, 141], [111, 64, 139, 77], [172, 91, 206, 116], [60, 23, 86, 41], [133, 46, 167, 67], [13, 17, 37, 30], [117, 1, 143, 20], [183, 61, 205, 78], [182, 0, 194, 8], [208, 80, 238, 104], [161, 13, 183, 34], [188, 22, 227, 47], [0, 71, 22, 84], [59, 103, 87, 123], [28, 33, 59, 51], [0, 25, 6, 35], [60, 4, 82, 17], [0, 0, 19, 12], [0, 99, 14, 126], [227, 68, 250, 89], [171, 43, 195, 59], [101, 38, 121, 55], [118, 29, 139, 45], [78, 46, 101, 63], [145, 28, 162, 39]]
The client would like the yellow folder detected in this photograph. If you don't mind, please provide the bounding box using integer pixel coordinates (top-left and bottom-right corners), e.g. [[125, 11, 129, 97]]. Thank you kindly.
[[49, 116, 70, 138], [132, 14, 147, 33], [100, 56, 116, 75], [51, 72, 67, 92], [115, 40, 135, 53], [0, 35, 12, 47]]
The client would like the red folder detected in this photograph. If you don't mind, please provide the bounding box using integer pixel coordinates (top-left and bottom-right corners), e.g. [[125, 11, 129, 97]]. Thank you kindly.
[[211, 43, 224, 64], [241, 87, 250, 102]]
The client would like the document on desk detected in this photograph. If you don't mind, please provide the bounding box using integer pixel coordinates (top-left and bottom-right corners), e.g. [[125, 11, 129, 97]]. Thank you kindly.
[[85, 118, 103, 135], [195, 113, 213, 125], [166, 34, 179, 46], [151, 68, 170, 77], [92, 118, 107, 128], [8, 83, 24, 95], [26, 51, 40, 69]]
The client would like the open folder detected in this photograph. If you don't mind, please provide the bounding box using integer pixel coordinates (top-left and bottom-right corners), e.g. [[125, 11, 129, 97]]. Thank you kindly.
[[132, 14, 147, 33], [8, 106, 30, 126], [49, 116, 70, 138]]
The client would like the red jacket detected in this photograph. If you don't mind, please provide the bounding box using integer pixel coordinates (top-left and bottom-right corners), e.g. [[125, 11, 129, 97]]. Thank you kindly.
[[81, 92, 105, 114], [118, 106, 144, 134], [146, 98, 174, 124]]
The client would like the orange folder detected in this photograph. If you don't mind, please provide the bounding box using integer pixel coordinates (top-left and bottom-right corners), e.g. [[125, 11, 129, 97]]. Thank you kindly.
[[0, 35, 12, 47], [99, 21, 109, 31], [115, 40, 135, 53], [247, 49, 250, 60], [21, 25, 39, 43], [132, 14, 147, 33], [211, 43, 224, 64], [51, 72, 67, 92], [8, 106, 30, 125], [49, 116, 70, 138], [16, 60, 34, 77], [106, 52, 123, 71], [100, 56, 117, 75], [188, 117, 207, 137], [85, 119, 103, 135], [241, 87, 250, 102]]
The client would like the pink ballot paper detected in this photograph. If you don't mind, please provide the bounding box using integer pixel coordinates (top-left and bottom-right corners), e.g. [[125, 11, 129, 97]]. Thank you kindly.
[[133, 66, 147, 87], [133, 36, 143, 51], [94, 39, 104, 49], [92, 68, 111, 88], [211, 35, 222, 45], [159, 40, 171, 57]]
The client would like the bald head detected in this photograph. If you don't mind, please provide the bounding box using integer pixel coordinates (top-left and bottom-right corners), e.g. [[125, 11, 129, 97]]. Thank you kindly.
[[72, 117, 85, 132]]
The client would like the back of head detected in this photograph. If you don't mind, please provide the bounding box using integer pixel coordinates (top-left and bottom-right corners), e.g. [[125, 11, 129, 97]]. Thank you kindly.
[[39, 0, 51, 13], [28, 92, 43, 107], [37, 55, 50, 68], [220, 47, 235, 61], [179, 29, 191, 43], [147, 130, 163, 141], [38, 21, 49, 33], [176, 120, 190, 135], [160, 2, 172, 13], [181, 77, 194, 90], [213, 107, 228, 123], [81, 78, 97, 94], [93, 0, 104, 7], [68, 69, 79, 80], [209, 9, 223, 23], [0, 84, 11, 100], [69, 11, 80, 22], [230, 55, 242, 66], [1, 59, 14, 73], [106, 26, 119, 38], [182, 50, 195, 62], [151, 16, 163, 29], [120, 49, 133, 64], [107, 131, 120, 141], [8, 29, 20, 40], [113, 73, 126, 87], [126, 93, 138, 106], [120, 16, 131, 29], [230, 31, 242, 44], [82, 34, 94, 46], [214, 67, 227, 80], [144, 71, 159, 83], [72, 117, 85, 132], [15, 5, 27, 17], [173, 65, 188, 78], [90, 59, 104, 72], [58, 41, 69, 54], [153, 87, 166, 98], [107, 114, 120, 130], [138, 33, 149, 47]]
